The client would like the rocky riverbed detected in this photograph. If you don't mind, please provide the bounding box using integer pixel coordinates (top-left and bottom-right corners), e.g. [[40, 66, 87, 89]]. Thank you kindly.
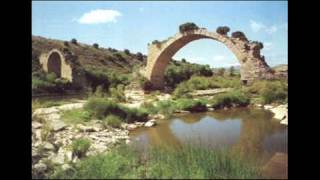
[[32, 101, 158, 177]]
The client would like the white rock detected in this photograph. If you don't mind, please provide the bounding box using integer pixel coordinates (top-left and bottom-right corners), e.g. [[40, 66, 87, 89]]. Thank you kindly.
[[32, 121, 42, 129], [264, 105, 274, 110], [65, 151, 73, 162], [34, 162, 47, 173], [33, 107, 59, 116], [153, 114, 165, 120], [42, 142, 55, 151], [51, 153, 65, 165], [62, 164, 71, 171], [57, 103, 84, 111], [51, 120, 67, 131], [127, 124, 138, 130], [208, 108, 215, 111], [144, 120, 156, 127]]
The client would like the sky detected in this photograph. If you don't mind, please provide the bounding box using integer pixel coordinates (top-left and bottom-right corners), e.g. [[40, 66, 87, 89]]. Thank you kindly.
[[32, 1, 288, 68]]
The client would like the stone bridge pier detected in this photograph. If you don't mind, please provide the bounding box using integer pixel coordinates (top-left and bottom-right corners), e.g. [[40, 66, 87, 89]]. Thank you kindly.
[[143, 27, 274, 89]]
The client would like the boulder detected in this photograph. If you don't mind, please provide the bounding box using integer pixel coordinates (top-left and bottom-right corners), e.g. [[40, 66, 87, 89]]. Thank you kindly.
[[34, 162, 47, 173], [42, 142, 55, 151], [144, 120, 156, 127], [127, 124, 138, 130], [51, 120, 67, 131], [32, 121, 43, 129]]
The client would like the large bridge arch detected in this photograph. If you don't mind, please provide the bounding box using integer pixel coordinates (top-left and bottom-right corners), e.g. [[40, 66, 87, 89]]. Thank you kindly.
[[39, 49, 73, 82], [144, 27, 274, 89]]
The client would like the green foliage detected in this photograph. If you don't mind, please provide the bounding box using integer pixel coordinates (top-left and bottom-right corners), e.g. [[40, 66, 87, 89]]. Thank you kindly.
[[231, 31, 248, 41], [217, 68, 226, 76], [71, 38, 78, 45], [71, 138, 91, 158], [84, 98, 148, 122], [179, 22, 199, 33], [51, 144, 260, 179], [136, 52, 143, 61], [138, 75, 153, 91], [211, 91, 250, 109], [124, 49, 130, 55], [32, 71, 73, 94], [175, 98, 207, 112], [245, 80, 287, 104], [61, 109, 91, 124], [93, 43, 99, 49], [164, 60, 213, 88], [229, 66, 235, 76], [216, 26, 230, 35], [103, 115, 122, 128], [109, 84, 126, 102]]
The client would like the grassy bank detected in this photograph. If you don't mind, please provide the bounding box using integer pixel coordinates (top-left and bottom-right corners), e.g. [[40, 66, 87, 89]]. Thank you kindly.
[[51, 144, 261, 179]]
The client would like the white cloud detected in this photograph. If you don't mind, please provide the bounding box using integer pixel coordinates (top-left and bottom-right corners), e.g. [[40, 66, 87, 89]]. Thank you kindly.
[[250, 20, 278, 34], [266, 25, 277, 34], [250, 20, 266, 33], [213, 55, 226, 61], [264, 42, 273, 51], [78, 9, 121, 24]]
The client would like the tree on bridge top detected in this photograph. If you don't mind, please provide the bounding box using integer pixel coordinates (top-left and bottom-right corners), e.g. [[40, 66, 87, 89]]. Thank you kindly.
[[231, 31, 248, 41], [216, 26, 230, 35], [179, 22, 199, 33]]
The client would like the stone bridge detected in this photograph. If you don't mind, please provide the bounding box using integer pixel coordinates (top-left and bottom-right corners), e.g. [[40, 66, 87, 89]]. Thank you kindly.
[[143, 27, 274, 89]]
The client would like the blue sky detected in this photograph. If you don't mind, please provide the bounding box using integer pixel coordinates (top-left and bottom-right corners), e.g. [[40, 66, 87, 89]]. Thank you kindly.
[[32, 1, 287, 68]]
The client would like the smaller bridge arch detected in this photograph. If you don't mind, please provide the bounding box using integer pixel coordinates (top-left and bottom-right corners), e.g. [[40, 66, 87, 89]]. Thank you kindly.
[[39, 49, 73, 82]]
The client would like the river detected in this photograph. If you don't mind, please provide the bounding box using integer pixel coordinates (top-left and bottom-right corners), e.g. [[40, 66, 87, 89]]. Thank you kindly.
[[130, 107, 287, 165]]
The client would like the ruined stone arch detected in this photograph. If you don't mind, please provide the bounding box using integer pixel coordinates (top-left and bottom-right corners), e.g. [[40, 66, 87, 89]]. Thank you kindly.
[[39, 49, 73, 82], [143, 28, 274, 89]]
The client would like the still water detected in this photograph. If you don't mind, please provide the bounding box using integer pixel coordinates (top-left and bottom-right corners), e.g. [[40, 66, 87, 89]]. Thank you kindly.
[[130, 107, 287, 164]]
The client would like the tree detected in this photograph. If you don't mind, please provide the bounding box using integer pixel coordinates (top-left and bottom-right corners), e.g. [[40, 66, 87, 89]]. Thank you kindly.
[[181, 58, 187, 63], [229, 66, 235, 77], [136, 52, 143, 61], [71, 38, 78, 45], [64, 41, 69, 46], [93, 43, 99, 49], [216, 26, 230, 35], [179, 22, 199, 33], [231, 31, 248, 41], [124, 49, 130, 55], [217, 68, 226, 76]]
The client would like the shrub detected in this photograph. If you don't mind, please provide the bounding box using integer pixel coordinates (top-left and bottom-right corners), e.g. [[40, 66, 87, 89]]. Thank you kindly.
[[252, 41, 263, 49], [245, 80, 287, 104], [138, 76, 153, 91], [231, 31, 248, 41], [71, 38, 78, 45], [124, 49, 130, 55], [61, 109, 91, 124], [93, 43, 99, 49], [136, 52, 143, 61], [84, 98, 124, 119], [103, 115, 122, 128], [64, 41, 69, 46], [217, 68, 226, 76], [211, 91, 250, 109], [176, 99, 207, 112], [109, 84, 126, 102], [216, 26, 230, 35], [229, 66, 235, 76], [179, 22, 199, 33], [181, 58, 187, 63], [71, 138, 91, 158]]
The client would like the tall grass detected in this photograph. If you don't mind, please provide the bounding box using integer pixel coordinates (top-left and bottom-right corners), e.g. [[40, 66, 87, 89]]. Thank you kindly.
[[51, 144, 261, 179]]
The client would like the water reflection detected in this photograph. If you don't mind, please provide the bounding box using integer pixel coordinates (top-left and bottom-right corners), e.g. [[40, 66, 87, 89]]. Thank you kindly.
[[130, 108, 287, 162]]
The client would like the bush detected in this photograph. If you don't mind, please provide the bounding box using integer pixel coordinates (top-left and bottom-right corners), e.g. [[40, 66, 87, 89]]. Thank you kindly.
[[246, 80, 287, 104], [251, 41, 263, 49], [64, 41, 69, 46], [138, 76, 153, 91], [71, 38, 78, 45], [231, 31, 248, 41], [179, 22, 199, 33], [93, 43, 99, 49], [124, 49, 130, 55], [176, 99, 207, 112], [84, 98, 148, 123], [136, 52, 143, 61], [216, 26, 230, 35], [71, 138, 91, 158], [217, 68, 226, 76], [103, 115, 122, 128], [211, 91, 250, 109], [109, 84, 126, 102], [61, 109, 91, 124]]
